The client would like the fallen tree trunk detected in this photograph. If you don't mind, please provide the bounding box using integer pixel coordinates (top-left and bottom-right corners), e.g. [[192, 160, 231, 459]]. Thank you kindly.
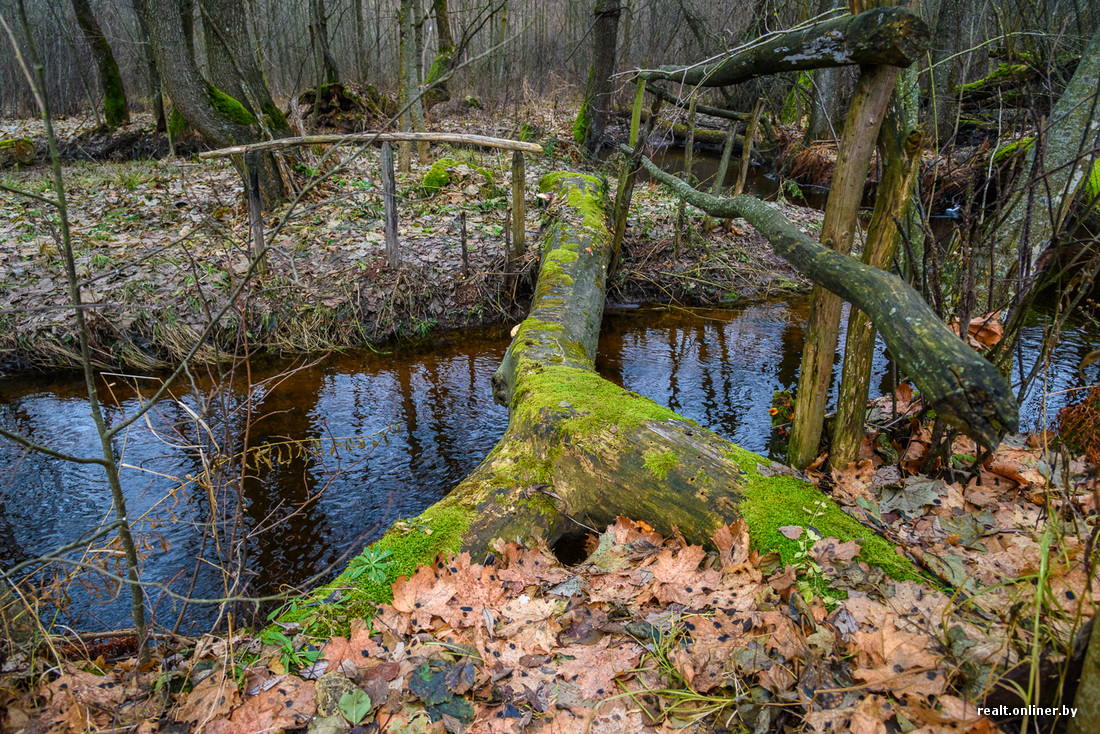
[[636, 154, 1018, 450], [307, 172, 916, 613], [639, 6, 929, 88]]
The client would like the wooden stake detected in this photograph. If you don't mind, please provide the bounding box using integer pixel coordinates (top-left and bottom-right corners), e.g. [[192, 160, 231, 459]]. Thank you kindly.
[[829, 120, 922, 470], [702, 119, 739, 231], [787, 63, 900, 470], [245, 152, 265, 271], [610, 89, 662, 273], [460, 210, 469, 277], [675, 95, 697, 257], [511, 152, 525, 258], [381, 142, 399, 268]]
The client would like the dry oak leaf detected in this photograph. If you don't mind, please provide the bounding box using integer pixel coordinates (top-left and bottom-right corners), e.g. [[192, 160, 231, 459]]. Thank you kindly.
[[555, 637, 644, 699], [204, 675, 315, 734], [643, 543, 722, 606], [173, 672, 241, 728], [319, 619, 386, 671], [712, 518, 750, 568], [830, 459, 877, 504], [850, 625, 946, 697]]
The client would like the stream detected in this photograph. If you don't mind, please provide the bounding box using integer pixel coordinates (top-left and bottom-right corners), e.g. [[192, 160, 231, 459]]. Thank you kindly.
[[1, 297, 1095, 633]]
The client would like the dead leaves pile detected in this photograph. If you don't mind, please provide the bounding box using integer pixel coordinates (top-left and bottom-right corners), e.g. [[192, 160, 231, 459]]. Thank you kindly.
[[12, 511, 1089, 733]]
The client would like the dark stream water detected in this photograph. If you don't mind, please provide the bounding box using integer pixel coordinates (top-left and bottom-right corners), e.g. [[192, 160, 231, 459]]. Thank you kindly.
[[1, 299, 1094, 633]]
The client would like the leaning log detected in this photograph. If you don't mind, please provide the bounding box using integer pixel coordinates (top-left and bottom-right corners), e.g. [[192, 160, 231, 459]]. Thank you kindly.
[[300, 172, 916, 614], [636, 154, 1018, 450], [639, 6, 929, 87]]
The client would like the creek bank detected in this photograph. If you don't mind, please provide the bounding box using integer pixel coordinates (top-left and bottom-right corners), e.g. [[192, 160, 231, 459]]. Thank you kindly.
[[0, 120, 811, 373]]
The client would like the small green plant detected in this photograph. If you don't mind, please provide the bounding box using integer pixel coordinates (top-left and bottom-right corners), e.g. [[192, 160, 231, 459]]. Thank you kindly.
[[783, 180, 804, 200], [790, 499, 839, 605], [259, 627, 322, 672], [347, 546, 394, 584], [338, 689, 372, 725]]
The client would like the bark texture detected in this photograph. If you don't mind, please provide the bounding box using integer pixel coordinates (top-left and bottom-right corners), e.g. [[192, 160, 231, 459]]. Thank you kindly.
[[144, 0, 284, 206], [581, 0, 621, 153], [990, 26, 1100, 309], [637, 155, 1018, 450], [640, 6, 929, 88], [70, 0, 129, 127]]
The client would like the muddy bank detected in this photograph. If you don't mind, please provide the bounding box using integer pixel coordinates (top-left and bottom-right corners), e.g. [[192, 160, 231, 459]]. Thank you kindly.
[[0, 113, 812, 373]]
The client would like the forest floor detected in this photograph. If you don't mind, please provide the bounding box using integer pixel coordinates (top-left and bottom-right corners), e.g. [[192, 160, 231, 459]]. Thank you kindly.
[[0, 107, 815, 374], [2, 406, 1096, 733]]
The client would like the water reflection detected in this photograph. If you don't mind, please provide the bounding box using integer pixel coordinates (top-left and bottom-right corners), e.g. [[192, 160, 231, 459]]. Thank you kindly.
[[0, 301, 1093, 631]]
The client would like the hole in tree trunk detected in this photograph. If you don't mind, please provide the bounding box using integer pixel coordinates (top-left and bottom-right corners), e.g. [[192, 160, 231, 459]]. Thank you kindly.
[[551, 530, 597, 566]]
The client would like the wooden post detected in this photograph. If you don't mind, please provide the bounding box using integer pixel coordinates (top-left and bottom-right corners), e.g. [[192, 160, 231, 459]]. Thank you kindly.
[[245, 152, 265, 271], [610, 88, 661, 272], [829, 116, 922, 470], [675, 95, 697, 257], [460, 210, 469, 277], [381, 142, 399, 268], [702, 119, 739, 231], [511, 151, 525, 258], [787, 62, 901, 469]]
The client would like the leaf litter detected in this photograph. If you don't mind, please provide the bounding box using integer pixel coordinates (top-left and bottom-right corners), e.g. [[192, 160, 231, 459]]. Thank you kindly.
[[5, 446, 1097, 734]]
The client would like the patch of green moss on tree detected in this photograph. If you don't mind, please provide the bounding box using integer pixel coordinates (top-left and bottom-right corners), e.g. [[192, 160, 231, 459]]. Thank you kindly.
[[167, 108, 188, 139], [573, 100, 589, 145], [261, 100, 289, 132], [723, 445, 917, 582], [643, 450, 679, 479], [103, 67, 129, 128], [206, 83, 257, 126]]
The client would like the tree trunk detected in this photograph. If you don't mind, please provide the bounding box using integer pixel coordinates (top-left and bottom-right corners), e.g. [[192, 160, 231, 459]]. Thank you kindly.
[[640, 6, 929, 88], [201, 0, 292, 138], [70, 0, 129, 127], [129, 0, 166, 132], [989, 25, 1100, 311], [423, 0, 456, 110], [579, 0, 621, 154], [929, 0, 965, 145], [398, 0, 428, 161], [358, 172, 915, 582], [143, 0, 284, 206], [310, 0, 340, 86], [635, 155, 1018, 451]]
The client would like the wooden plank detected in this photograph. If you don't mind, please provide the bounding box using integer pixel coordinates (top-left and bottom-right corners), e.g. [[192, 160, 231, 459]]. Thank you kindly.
[[381, 142, 399, 268], [198, 131, 543, 159]]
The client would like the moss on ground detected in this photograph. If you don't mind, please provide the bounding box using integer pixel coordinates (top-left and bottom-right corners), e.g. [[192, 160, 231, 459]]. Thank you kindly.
[[422, 157, 458, 194]]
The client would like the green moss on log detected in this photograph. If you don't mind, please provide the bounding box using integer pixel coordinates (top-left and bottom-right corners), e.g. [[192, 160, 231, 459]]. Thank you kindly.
[[281, 504, 474, 622], [422, 157, 457, 194], [643, 450, 679, 479], [725, 445, 917, 581]]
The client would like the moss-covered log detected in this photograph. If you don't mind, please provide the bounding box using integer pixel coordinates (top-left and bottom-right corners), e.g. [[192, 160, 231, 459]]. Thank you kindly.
[[0, 138, 35, 167], [640, 6, 929, 88], [637, 154, 1018, 450], [300, 171, 918, 620]]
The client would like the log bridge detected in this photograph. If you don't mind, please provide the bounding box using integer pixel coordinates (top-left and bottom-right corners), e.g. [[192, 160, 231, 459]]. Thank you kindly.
[[301, 7, 1018, 608]]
